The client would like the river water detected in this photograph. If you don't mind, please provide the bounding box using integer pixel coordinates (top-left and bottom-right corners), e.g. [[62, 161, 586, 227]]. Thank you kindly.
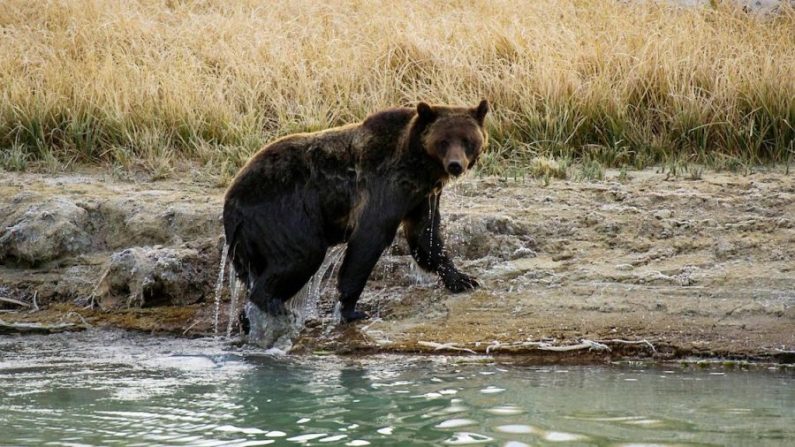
[[1, 330, 793, 446]]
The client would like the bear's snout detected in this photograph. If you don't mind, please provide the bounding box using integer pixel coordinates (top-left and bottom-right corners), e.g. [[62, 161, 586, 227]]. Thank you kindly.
[[442, 144, 469, 177], [446, 161, 464, 177]]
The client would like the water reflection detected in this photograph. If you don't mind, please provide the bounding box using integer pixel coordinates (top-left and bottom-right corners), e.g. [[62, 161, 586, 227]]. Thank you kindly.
[[1, 330, 793, 446]]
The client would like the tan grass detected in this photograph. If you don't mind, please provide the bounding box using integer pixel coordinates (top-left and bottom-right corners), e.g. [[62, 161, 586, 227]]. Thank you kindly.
[[529, 157, 569, 180], [1, 0, 793, 176]]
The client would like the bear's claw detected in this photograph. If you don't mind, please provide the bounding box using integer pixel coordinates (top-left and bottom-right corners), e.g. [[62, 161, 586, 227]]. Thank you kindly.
[[443, 272, 480, 293], [340, 309, 369, 323]]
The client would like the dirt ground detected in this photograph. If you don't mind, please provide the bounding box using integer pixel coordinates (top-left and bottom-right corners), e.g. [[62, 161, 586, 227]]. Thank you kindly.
[[1, 169, 793, 363]]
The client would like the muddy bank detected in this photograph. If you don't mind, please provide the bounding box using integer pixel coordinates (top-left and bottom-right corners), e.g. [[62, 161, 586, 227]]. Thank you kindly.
[[1, 169, 793, 363]]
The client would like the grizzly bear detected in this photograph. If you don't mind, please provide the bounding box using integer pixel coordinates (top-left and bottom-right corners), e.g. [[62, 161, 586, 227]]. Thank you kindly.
[[223, 100, 489, 322]]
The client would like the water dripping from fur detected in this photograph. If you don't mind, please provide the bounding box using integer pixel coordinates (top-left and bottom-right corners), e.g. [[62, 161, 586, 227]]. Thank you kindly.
[[212, 242, 229, 335], [225, 272, 242, 338], [428, 193, 436, 255], [243, 245, 346, 350]]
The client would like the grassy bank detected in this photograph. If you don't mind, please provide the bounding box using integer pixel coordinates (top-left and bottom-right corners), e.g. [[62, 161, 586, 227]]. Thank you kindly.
[[1, 0, 794, 179]]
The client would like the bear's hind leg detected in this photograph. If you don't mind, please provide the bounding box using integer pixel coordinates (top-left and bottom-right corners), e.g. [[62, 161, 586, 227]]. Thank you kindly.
[[248, 250, 327, 317], [247, 272, 288, 316]]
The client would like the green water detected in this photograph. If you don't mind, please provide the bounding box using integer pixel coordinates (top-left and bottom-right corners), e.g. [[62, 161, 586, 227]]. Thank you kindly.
[[0, 331, 793, 446]]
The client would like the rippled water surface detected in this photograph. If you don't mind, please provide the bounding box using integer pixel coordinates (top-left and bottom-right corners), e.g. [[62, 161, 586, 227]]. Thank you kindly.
[[1, 331, 793, 446]]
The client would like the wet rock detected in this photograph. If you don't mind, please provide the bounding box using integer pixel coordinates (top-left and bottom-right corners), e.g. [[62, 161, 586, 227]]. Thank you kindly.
[[442, 213, 531, 260], [123, 208, 173, 246], [0, 197, 91, 265], [528, 218, 576, 240], [481, 214, 530, 236], [94, 241, 217, 309], [512, 269, 560, 288], [0, 321, 86, 335], [95, 199, 222, 249], [163, 203, 222, 243], [511, 247, 537, 260]]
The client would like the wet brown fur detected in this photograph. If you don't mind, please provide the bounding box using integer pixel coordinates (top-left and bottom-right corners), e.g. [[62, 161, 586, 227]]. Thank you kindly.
[[223, 100, 489, 322]]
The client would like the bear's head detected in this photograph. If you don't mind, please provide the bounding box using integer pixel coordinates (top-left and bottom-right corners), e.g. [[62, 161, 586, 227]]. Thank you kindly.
[[417, 100, 489, 178]]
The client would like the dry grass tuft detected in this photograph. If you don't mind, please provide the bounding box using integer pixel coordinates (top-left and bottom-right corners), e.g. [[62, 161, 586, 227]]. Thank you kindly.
[[1, 0, 794, 177], [529, 157, 569, 180]]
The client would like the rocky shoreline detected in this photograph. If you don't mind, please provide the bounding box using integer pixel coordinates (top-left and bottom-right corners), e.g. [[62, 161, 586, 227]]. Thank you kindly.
[[1, 169, 793, 363]]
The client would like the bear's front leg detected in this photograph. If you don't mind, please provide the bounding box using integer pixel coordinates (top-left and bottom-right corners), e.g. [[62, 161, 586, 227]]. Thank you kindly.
[[403, 193, 479, 293], [337, 210, 402, 323], [438, 264, 479, 292]]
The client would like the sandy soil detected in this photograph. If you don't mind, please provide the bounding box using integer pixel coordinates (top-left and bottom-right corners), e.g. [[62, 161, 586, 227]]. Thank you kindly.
[[1, 169, 793, 363]]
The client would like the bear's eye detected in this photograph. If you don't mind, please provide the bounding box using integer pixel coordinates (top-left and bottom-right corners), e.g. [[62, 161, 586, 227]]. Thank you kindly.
[[462, 139, 474, 154]]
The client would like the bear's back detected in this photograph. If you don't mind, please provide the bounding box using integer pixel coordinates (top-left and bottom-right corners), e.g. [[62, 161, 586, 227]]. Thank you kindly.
[[361, 107, 415, 137]]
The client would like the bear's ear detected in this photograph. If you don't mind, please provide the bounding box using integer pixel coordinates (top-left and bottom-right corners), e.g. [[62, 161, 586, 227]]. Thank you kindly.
[[416, 102, 436, 122], [473, 99, 489, 125]]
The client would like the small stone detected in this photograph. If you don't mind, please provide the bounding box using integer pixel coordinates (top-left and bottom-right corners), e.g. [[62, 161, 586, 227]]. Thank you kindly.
[[653, 209, 673, 219], [511, 247, 537, 260]]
